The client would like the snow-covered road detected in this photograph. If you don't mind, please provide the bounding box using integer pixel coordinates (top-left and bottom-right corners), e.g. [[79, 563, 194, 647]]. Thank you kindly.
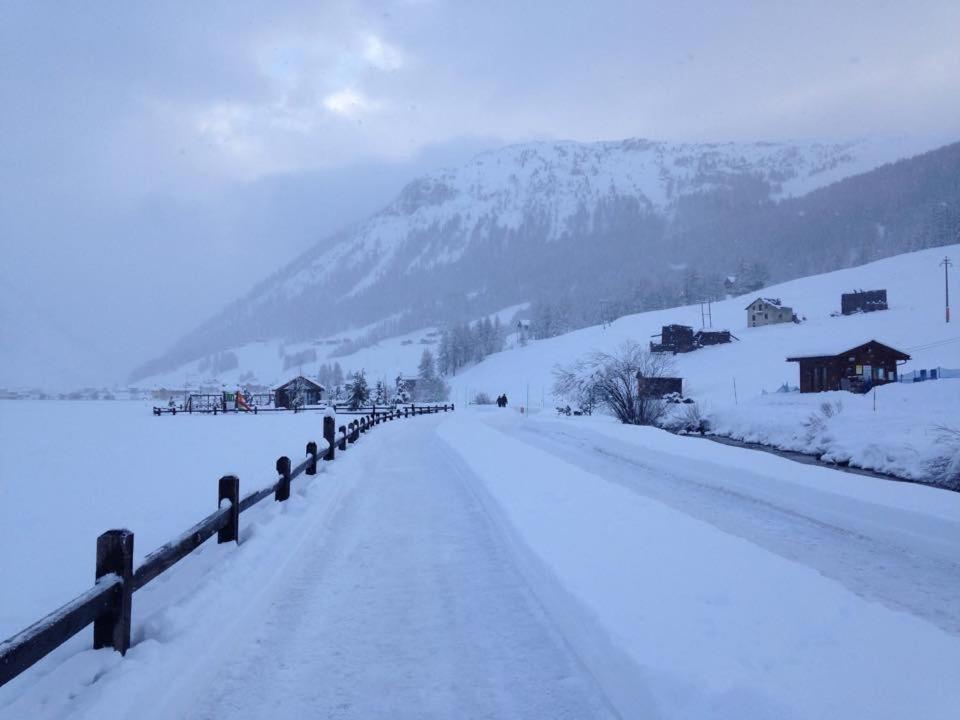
[[154, 416, 615, 720], [499, 414, 960, 636], [4, 407, 960, 719]]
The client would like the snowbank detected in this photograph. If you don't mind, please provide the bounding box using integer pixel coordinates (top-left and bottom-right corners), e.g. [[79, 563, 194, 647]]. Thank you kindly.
[[707, 380, 960, 482]]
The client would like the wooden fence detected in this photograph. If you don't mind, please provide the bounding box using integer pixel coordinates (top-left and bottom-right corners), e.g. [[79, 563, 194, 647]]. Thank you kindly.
[[0, 403, 454, 688]]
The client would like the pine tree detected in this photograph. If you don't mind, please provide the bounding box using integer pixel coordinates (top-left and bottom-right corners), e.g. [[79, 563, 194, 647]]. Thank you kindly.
[[347, 370, 370, 410], [395, 376, 411, 403], [418, 349, 436, 380], [438, 330, 453, 375]]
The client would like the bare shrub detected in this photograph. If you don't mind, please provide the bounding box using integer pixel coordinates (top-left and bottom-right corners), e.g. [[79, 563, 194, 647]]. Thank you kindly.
[[804, 399, 844, 441], [925, 425, 960, 490], [553, 341, 676, 425], [473, 392, 494, 405], [819, 400, 843, 418]]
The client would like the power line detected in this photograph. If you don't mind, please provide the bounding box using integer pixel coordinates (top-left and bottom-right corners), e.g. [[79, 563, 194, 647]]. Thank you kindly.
[[904, 336, 960, 352]]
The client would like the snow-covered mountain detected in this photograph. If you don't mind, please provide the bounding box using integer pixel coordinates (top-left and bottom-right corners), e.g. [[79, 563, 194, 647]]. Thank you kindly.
[[272, 138, 900, 298], [132, 136, 957, 381]]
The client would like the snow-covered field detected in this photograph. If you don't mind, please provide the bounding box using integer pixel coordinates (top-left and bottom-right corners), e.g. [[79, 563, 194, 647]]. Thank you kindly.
[[1, 404, 958, 719], [0, 401, 335, 641]]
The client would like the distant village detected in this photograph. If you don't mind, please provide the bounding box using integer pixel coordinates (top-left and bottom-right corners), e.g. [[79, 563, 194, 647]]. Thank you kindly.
[[639, 287, 942, 401], [2, 281, 951, 410]]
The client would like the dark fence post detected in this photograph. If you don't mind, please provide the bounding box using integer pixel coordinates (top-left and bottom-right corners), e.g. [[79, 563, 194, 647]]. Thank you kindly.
[[405, 407, 409, 418], [323, 415, 336, 461], [93, 529, 133, 654], [218, 475, 239, 544], [338, 425, 347, 450], [305, 441, 318, 475], [275, 456, 291, 501], [348, 421, 357, 443]]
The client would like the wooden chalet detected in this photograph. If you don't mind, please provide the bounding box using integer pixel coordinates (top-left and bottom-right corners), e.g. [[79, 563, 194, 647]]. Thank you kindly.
[[274, 376, 325, 408], [786, 340, 910, 394], [841, 289, 887, 315]]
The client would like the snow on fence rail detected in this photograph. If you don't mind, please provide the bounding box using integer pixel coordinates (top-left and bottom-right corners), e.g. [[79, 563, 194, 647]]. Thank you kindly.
[[0, 403, 454, 688]]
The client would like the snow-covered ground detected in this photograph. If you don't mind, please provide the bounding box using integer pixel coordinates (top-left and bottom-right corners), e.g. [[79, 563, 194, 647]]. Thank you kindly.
[[707, 380, 960, 481], [0, 400, 336, 642], [139, 243, 960, 483], [2, 404, 959, 719], [444, 244, 960, 481], [141, 303, 529, 391]]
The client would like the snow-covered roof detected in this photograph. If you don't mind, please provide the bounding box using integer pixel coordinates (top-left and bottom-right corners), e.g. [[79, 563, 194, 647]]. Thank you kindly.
[[746, 297, 787, 310], [274, 375, 325, 391], [786, 339, 910, 361]]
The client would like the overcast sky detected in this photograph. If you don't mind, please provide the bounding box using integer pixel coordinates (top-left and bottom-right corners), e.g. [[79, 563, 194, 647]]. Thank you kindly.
[[1, 0, 958, 388]]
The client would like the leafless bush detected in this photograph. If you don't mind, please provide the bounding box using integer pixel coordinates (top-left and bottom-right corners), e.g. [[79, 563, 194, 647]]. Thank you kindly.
[[804, 399, 844, 440], [681, 402, 709, 434], [473, 392, 494, 405], [553, 341, 676, 425], [925, 425, 960, 490], [819, 400, 843, 418]]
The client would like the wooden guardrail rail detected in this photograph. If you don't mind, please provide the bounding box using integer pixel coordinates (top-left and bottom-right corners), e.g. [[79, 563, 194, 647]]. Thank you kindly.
[[0, 404, 454, 687]]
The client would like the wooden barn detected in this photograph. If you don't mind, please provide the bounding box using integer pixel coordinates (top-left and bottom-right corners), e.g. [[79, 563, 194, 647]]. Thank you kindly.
[[650, 324, 696, 353], [636, 372, 683, 397], [694, 329, 735, 346], [274, 376, 325, 408], [786, 340, 910, 394], [651, 325, 737, 353], [841, 289, 888, 315]]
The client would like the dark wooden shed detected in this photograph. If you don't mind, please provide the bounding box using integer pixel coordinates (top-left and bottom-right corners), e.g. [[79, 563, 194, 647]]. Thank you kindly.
[[694, 329, 734, 346], [786, 340, 910, 394], [636, 372, 683, 397], [274, 376, 325, 408], [841, 289, 888, 315], [650, 324, 696, 353]]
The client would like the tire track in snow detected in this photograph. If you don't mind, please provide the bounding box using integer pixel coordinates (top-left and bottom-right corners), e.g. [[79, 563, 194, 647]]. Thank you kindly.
[[162, 417, 617, 720], [502, 419, 960, 636]]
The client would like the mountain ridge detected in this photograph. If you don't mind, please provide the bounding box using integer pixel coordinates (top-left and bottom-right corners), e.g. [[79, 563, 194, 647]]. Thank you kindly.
[[131, 136, 957, 381]]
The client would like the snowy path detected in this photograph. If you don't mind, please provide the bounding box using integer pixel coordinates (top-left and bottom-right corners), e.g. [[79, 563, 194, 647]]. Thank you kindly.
[[143, 416, 616, 720], [498, 414, 960, 636]]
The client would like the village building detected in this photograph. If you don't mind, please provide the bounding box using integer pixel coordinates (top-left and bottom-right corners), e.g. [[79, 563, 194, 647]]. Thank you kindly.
[[273, 376, 325, 408], [786, 340, 910, 394], [636, 371, 683, 397], [650, 324, 736, 353], [746, 297, 794, 327], [650, 324, 696, 353], [841, 289, 888, 315]]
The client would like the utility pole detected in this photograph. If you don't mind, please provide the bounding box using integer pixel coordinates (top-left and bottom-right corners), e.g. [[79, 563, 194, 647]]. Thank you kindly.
[[941, 256, 953, 323], [700, 299, 713, 329]]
